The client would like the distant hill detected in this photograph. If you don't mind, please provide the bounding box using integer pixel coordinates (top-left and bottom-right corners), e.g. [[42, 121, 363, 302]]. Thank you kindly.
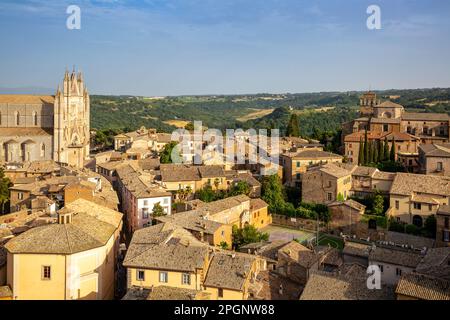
[[87, 87, 450, 133]]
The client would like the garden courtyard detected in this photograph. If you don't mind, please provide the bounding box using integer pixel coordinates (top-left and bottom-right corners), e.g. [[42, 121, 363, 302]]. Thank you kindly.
[[261, 225, 344, 250]]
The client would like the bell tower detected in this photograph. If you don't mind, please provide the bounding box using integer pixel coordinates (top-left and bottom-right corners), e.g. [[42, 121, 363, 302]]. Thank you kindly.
[[53, 69, 90, 168], [359, 91, 380, 117]]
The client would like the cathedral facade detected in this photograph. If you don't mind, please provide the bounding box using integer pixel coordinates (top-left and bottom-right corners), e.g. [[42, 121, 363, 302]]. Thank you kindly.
[[0, 70, 90, 168]]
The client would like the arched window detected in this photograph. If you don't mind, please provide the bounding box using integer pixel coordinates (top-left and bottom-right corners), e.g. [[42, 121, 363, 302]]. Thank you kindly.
[[15, 112, 20, 126], [412, 215, 423, 228], [33, 112, 38, 126], [40, 143, 45, 157]]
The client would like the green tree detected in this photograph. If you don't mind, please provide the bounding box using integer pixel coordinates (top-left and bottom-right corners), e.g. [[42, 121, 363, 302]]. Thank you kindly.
[[368, 140, 374, 164], [383, 137, 389, 162], [378, 138, 385, 162], [229, 181, 251, 197], [160, 141, 179, 164], [196, 185, 217, 202], [152, 202, 166, 217], [424, 215, 437, 238], [373, 140, 379, 164], [176, 186, 192, 202], [363, 130, 369, 165], [372, 194, 385, 216], [390, 138, 396, 161], [358, 138, 364, 165], [285, 114, 300, 137], [388, 217, 405, 233], [337, 193, 345, 202], [232, 225, 269, 249], [377, 160, 406, 173], [218, 241, 229, 250], [405, 224, 420, 236], [261, 175, 286, 213], [0, 168, 12, 214]]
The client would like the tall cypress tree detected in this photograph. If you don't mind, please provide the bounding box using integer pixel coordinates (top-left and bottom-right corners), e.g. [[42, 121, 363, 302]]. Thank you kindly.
[[363, 131, 369, 165], [383, 137, 389, 162], [390, 138, 396, 161], [378, 138, 384, 162], [286, 114, 300, 137], [373, 140, 379, 164], [358, 137, 364, 165], [368, 140, 374, 164]]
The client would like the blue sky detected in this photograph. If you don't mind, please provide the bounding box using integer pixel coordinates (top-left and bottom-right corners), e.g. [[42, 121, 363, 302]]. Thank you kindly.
[[0, 0, 450, 95]]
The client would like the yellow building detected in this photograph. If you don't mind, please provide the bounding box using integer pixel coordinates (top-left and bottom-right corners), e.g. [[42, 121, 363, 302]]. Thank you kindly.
[[157, 195, 271, 247], [123, 223, 209, 292], [156, 211, 233, 247], [123, 223, 261, 300], [203, 252, 260, 300], [160, 164, 228, 195], [4, 199, 122, 300]]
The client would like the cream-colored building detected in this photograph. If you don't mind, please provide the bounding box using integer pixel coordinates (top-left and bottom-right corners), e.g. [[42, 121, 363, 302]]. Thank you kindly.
[[0, 70, 90, 168], [159, 164, 228, 195], [4, 199, 122, 300], [388, 173, 450, 226], [301, 163, 353, 204], [418, 143, 450, 176], [157, 195, 271, 247], [280, 150, 343, 187]]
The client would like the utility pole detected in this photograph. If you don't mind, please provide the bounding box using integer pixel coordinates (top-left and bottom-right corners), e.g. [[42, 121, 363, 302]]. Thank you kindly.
[[349, 204, 352, 237], [316, 212, 319, 246]]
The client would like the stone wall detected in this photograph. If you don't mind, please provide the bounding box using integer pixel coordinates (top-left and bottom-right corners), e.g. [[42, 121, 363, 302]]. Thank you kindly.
[[271, 214, 325, 232]]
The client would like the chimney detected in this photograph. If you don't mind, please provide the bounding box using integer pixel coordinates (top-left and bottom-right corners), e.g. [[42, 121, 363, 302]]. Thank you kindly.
[[58, 210, 73, 224]]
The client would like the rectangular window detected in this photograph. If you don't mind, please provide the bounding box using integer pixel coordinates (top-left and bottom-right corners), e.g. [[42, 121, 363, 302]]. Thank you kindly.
[[137, 270, 145, 281], [327, 193, 332, 201], [395, 201, 399, 210], [396, 268, 402, 276], [444, 231, 450, 242], [445, 217, 449, 229], [383, 124, 389, 132], [143, 200, 148, 206], [159, 271, 168, 283], [142, 208, 149, 219], [18, 192, 24, 200], [42, 266, 51, 280], [218, 288, 224, 298], [437, 162, 443, 171], [182, 273, 191, 285], [296, 161, 301, 168], [163, 198, 169, 204], [413, 203, 422, 210], [379, 265, 384, 273], [296, 173, 301, 180], [428, 204, 432, 211]]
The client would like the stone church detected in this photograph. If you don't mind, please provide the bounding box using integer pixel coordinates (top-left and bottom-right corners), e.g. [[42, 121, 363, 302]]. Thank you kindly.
[[0, 70, 90, 168]]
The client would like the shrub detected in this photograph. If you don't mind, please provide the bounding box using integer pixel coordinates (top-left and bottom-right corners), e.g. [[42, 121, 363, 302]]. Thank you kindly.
[[405, 224, 421, 235]]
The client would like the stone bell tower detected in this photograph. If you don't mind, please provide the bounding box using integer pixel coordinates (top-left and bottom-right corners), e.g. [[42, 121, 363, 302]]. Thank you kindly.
[[53, 69, 90, 168], [359, 91, 380, 117]]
